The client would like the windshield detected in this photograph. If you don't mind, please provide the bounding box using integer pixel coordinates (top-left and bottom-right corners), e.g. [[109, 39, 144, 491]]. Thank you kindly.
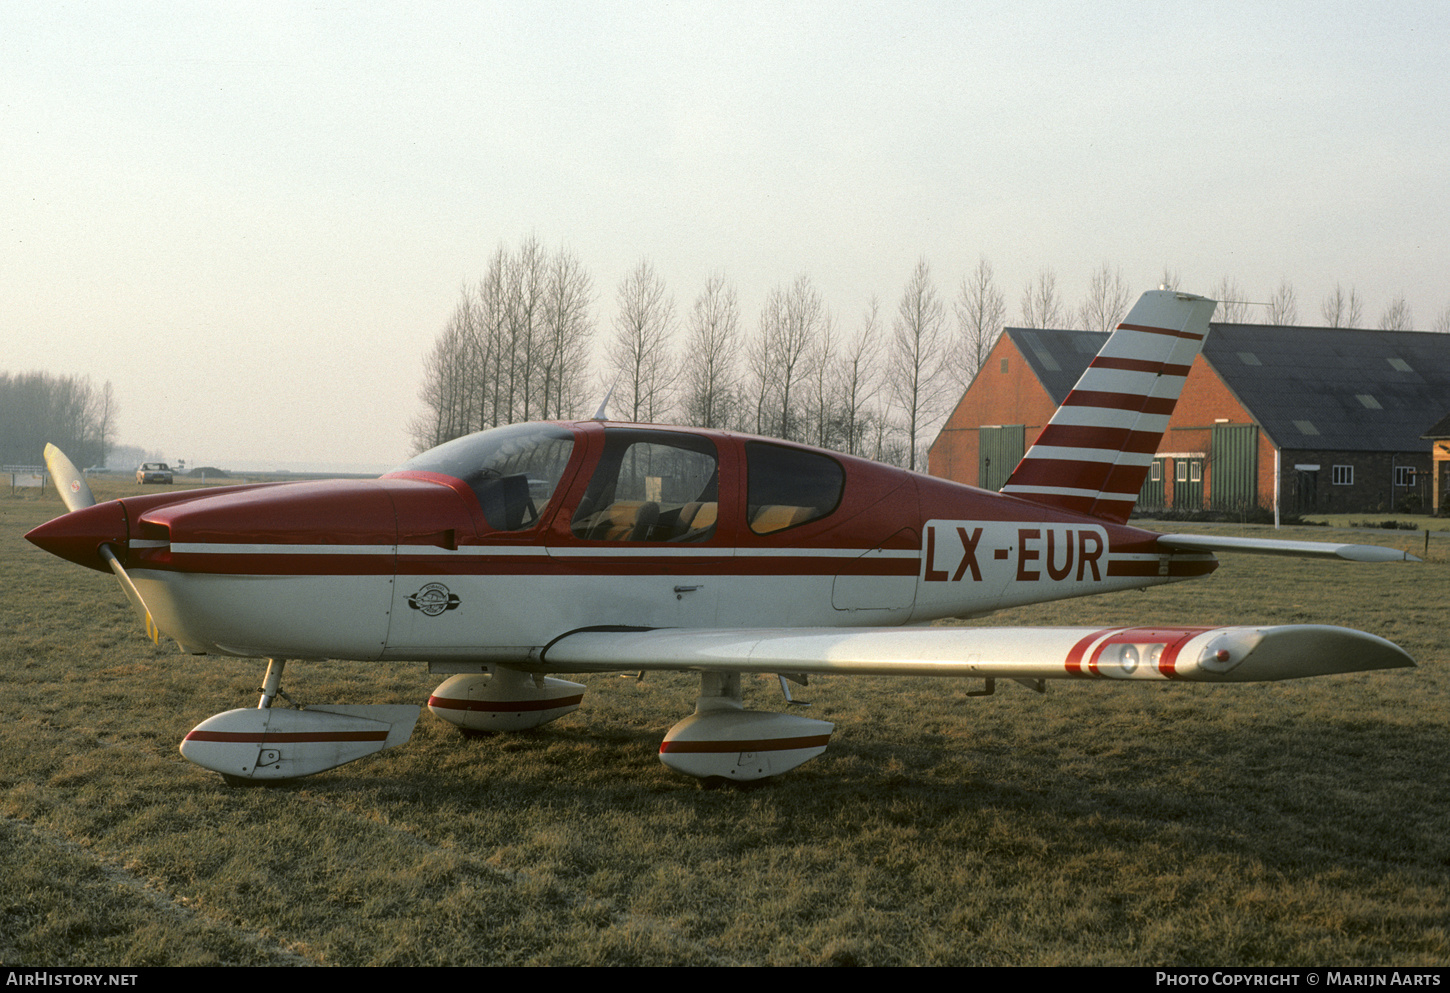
[[390, 423, 576, 531]]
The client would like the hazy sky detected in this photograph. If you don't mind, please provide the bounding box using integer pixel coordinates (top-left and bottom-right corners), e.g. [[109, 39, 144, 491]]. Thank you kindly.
[[6, 1, 1448, 470]]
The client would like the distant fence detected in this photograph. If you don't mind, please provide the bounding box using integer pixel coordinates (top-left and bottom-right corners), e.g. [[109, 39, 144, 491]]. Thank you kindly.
[[4, 465, 47, 492]]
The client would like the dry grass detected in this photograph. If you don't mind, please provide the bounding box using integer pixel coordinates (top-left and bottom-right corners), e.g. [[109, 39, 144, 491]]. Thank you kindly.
[[2, 491, 1447, 965]]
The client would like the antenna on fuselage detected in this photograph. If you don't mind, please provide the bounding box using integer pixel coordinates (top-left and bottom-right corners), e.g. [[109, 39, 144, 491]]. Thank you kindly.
[[592, 380, 618, 421]]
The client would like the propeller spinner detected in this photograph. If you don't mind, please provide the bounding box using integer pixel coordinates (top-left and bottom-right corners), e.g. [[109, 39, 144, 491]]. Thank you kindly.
[[39, 445, 163, 644]]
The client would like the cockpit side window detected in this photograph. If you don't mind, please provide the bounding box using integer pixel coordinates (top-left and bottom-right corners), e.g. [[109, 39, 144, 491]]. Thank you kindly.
[[745, 441, 845, 534], [391, 424, 576, 532], [570, 430, 719, 542]]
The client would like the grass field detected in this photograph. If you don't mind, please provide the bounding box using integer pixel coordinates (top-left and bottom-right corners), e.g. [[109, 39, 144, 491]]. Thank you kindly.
[[2, 485, 1447, 966]]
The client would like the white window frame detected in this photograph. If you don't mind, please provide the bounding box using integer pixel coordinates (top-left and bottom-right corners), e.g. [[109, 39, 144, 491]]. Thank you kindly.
[[1332, 465, 1354, 486]]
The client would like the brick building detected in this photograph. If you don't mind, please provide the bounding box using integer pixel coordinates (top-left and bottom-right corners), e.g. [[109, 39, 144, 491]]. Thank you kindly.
[[929, 324, 1450, 516]]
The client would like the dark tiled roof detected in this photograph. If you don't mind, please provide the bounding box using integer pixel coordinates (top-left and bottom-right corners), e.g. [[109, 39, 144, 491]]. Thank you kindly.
[[1206, 325, 1450, 451], [1006, 328, 1106, 403], [1424, 411, 1450, 439], [1005, 325, 1450, 452]]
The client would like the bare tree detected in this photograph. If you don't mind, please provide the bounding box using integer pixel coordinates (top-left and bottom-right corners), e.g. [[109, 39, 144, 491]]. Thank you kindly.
[[679, 274, 740, 429], [1378, 294, 1414, 331], [1020, 268, 1065, 328], [412, 238, 598, 449], [1078, 263, 1132, 334], [1433, 303, 1450, 335], [743, 302, 777, 436], [1213, 276, 1250, 323], [0, 372, 117, 467], [1267, 279, 1298, 325], [889, 259, 949, 472], [1159, 267, 1181, 290], [502, 235, 546, 422], [609, 258, 678, 423], [1321, 283, 1364, 328], [751, 275, 826, 441], [94, 381, 118, 468], [538, 247, 595, 420], [835, 298, 883, 457], [953, 257, 1005, 395]]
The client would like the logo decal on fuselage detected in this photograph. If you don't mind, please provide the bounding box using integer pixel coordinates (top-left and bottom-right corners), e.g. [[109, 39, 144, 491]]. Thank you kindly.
[[407, 582, 461, 616]]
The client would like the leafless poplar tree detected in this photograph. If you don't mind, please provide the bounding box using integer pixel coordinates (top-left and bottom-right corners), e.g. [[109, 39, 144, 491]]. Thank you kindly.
[[680, 274, 740, 429], [1267, 279, 1298, 325], [538, 247, 594, 420], [1321, 284, 1364, 328], [504, 235, 547, 421], [889, 259, 949, 472], [834, 298, 883, 457], [1020, 268, 1065, 328], [805, 310, 837, 449], [1378, 294, 1414, 331], [609, 258, 678, 423], [1078, 263, 1132, 334], [751, 275, 826, 441], [952, 257, 1005, 394], [1433, 304, 1450, 334], [411, 238, 598, 451]]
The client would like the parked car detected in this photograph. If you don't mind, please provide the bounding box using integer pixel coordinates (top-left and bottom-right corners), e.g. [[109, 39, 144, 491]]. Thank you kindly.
[[137, 462, 174, 484]]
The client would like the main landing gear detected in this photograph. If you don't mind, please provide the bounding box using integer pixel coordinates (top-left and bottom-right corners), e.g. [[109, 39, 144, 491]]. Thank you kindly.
[[432, 666, 834, 784], [178, 661, 834, 785], [178, 659, 421, 784]]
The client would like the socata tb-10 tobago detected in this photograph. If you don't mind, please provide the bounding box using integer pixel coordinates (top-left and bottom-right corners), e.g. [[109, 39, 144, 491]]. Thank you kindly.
[[28, 290, 1417, 785]]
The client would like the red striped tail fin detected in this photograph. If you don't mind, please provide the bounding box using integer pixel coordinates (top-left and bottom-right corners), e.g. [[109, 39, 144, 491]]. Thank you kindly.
[[1000, 289, 1217, 523]]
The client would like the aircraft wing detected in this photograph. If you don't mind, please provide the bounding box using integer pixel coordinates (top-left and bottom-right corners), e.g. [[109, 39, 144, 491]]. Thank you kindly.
[[1155, 533, 1420, 562], [541, 623, 1413, 683]]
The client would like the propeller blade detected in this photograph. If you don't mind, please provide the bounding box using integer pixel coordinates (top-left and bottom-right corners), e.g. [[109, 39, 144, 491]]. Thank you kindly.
[[43, 444, 97, 512], [100, 546, 163, 644]]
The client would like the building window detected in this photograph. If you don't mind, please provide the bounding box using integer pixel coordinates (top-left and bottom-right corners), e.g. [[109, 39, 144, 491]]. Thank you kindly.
[[1000, 357, 1009, 373], [1395, 466, 1416, 486], [1332, 465, 1354, 486], [1150, 462, 1162, 482], [1189, 461, 1202, 483], [1175, 460, 1186, 482]]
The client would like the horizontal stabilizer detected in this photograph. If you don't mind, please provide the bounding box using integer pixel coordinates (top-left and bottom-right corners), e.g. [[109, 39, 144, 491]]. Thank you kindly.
[[541, 624, 1413, 683], [1157, 533, 1420, 562]]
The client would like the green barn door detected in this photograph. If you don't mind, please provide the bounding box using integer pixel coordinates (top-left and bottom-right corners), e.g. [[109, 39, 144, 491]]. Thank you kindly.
[[979, 425, 1025, 491], [1210, 424, 1259, 512]]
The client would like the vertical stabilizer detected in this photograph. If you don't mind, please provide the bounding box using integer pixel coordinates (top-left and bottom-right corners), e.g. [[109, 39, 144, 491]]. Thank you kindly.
[[999, 290, 1216, 523]]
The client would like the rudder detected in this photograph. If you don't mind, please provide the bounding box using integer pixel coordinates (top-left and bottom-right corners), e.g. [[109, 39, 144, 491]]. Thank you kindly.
[[1000, 289, 1216, 523]]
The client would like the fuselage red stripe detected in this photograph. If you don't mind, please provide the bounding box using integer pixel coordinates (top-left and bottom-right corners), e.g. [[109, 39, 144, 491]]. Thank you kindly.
[[138, 554, 924, 578]]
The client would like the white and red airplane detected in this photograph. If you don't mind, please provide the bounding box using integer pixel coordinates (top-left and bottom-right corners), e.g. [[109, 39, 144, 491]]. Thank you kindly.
[[28, 290, 1416, 785]]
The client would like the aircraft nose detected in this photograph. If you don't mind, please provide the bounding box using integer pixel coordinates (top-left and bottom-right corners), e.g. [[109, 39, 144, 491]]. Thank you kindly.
[[26, 500, 129, 573]]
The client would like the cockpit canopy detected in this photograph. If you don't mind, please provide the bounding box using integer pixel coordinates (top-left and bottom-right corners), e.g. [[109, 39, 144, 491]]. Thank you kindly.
[[390, 423, 575, 532], [392, 422, 851, 542]]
